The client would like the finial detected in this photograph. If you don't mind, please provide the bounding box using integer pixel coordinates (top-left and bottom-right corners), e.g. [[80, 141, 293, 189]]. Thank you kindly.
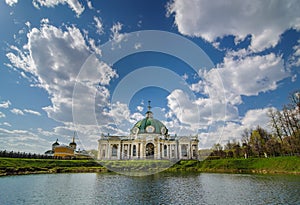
[[147, 100, 151, 111], [146, 100, 153, 118]]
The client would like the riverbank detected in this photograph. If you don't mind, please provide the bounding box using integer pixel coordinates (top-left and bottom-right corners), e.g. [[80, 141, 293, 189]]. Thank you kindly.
[[0, 156, 299, 176], [0, 158, 108, 176], [167, 156, 300, 174]]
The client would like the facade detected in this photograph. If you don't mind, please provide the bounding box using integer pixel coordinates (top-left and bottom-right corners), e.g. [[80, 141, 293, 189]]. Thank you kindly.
[[45, 137, 90, 159], [98, 103, 199, 160]]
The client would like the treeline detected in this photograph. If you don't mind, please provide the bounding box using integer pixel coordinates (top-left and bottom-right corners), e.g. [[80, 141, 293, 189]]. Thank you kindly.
[[210, 90, 300, 159], [0, 150, 93, 160], [0, 150, 55, 159]]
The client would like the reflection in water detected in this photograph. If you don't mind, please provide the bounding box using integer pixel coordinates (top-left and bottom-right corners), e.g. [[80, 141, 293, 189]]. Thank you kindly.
[[0, 172, 300, 204]]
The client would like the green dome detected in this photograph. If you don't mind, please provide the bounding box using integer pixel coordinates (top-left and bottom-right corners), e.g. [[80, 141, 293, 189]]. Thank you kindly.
[[131, 111, 168, 135]]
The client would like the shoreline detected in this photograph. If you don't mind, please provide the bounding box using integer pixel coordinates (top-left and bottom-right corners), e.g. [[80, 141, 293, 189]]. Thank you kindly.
[[1, 156, 300, 177]]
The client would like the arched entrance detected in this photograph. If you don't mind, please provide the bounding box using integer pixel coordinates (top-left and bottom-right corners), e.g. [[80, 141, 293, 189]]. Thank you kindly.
[[146, 143, 154, 159]]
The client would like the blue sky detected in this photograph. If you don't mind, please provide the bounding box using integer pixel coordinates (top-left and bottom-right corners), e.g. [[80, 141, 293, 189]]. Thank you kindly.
[[1, 0, 300, 153]]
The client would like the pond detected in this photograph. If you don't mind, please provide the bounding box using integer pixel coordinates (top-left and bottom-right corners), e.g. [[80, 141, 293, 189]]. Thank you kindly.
[[1, 172, 300, 204]]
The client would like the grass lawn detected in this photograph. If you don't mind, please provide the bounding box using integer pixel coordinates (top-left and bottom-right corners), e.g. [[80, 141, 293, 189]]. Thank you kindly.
[[1, 156, 299, 176]]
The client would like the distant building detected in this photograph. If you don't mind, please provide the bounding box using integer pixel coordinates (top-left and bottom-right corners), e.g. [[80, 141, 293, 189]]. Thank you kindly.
[[98, 101, 198, 160], [44, 139, 60, 156], [45, 136, 90, 159]]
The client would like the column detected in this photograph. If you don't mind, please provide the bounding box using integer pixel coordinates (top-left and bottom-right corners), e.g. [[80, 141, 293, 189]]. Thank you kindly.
[[121, 143, 124, 159], [117, 143, 121, 159], [178, 144, 181, 159], [167, 144, 169, 159], [97, 142, 101, 160], [141, 143, 144, 159], [129, 144, 132, 159], [107, 143, 110, 159], [157, 142, 160, 159], [138, 143, 140, 158]]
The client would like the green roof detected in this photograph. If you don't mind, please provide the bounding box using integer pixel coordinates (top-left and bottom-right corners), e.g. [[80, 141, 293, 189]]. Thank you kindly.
[[132, 116, 168, 135]]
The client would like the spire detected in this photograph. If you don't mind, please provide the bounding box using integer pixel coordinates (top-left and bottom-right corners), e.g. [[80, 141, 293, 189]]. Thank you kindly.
[[70, 132, 77, 150], [145, 100, 153, 118], [147, 100, 151, 111]]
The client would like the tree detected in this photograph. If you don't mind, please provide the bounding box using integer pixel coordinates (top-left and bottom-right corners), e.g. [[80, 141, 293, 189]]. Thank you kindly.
[[249, 128, 268, 157]]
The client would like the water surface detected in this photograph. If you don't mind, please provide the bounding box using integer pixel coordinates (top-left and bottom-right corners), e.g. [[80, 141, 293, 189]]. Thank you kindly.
[[1, 172, 300, 204]]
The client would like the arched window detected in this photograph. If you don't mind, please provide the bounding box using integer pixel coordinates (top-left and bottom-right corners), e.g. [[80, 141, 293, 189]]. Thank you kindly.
[[112, 144, 118, 157], [164, 145, 167, 157], [133, 145, 136, 156], [181, 144, 187, 157]]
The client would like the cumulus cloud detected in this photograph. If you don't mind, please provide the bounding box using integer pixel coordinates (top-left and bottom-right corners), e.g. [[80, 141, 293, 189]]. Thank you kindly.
[[167, 89, 201, 131], [0, 100, 11, 108], [0, 127, 57, 153], [6, 22, 120, 149], [199, 107, 272, 149], [10, 108, 24, 115], [165, 88, 237, 136], [32, 0, 84, 17], [5, 0, 18, 6], [200, 51, 287, 105], [167, 0, 300, 51]]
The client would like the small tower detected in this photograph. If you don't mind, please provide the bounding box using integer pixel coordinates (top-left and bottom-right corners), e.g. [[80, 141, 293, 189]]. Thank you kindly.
[[69, 132, 77, 150], [52, 139, 59, 151]]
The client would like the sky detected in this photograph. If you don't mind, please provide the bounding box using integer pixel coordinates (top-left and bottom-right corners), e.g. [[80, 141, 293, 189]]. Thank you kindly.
[[0, 0, 300, 153]]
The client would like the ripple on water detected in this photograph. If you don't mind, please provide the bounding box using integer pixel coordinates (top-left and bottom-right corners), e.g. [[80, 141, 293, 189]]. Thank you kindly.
[[0, 172, 299, 205]]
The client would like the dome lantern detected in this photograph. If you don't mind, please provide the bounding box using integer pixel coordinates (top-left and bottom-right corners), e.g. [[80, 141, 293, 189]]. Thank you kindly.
[[131, 101, 168, 135], [145, 100, 153, 118]]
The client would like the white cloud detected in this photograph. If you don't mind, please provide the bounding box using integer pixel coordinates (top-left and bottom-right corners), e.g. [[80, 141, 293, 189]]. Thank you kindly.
[[136, 106, 143, 112], [40, 18, 49, 24], [110, 22, 126, 43], [7, 23, 117, 125], [2, 122, 12, 127], [86, 0, 93, 9], [24, 109, 41, 116], [6, 22, 120, 150], [199, 107, 272, 149], [241, 108, 271, 129], [87, 38, 101, 55], [0, 127, 54, 153], [0, 100, 11, 108], [130, 112, 144, 123], [5, 0, 18, 6], [182, 73, 188, 80], [167, 89, 201, 131], [166, 89, 237, 135], [167, 0, 300, 51], [201, 52, 287, 105], [94, 16, 104, 35], [32, 0, 84, 17], [10, 108, 24, 115], [0, 112, 6, 118], [25, 21, 31, 28], [290, 39, 300, 67], [134, 42, 142, 50]]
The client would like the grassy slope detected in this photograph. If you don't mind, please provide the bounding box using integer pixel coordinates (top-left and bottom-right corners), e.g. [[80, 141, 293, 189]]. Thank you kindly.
[[0, 158, 107, 176], [1, 156, 300, 176], [168, 157, 300, 174]]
